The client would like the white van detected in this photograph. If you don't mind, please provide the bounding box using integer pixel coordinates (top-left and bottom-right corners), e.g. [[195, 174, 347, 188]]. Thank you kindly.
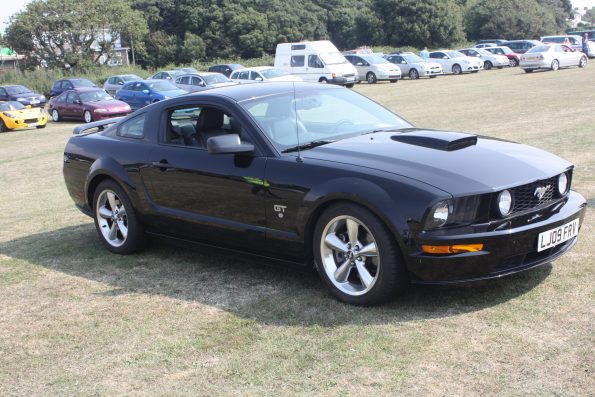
[[274, 41, 359, 87]]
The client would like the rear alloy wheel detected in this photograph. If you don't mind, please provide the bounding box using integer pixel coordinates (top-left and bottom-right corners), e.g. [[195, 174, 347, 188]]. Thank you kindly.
[[484, 61, 493, 70], [409, 68, 419, 79], [51, 109, 60, 122], [366, 72, 377, 84], [313, 203, 407, 305], [452, 64, 462, 75], [93, 180, 145, 254], [551, 59, 559, 71], [579, 56, 588, 68], [84, 110, 93, 123]]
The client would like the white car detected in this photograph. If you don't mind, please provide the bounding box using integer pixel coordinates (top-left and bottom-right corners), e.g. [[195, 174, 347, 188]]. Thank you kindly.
[[428, 50, 483, 74], [230, 67, 303, 83], [344, 54, 401, 83], [458, 48, 510, 70], [520, 44, 588, 72], [385, 52, 443, 79]]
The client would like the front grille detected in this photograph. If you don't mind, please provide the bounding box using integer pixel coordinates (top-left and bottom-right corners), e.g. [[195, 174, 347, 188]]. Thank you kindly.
[[24, 118, 38, 123], [511, 176, 557, 215], [344, 74, 355, 78]]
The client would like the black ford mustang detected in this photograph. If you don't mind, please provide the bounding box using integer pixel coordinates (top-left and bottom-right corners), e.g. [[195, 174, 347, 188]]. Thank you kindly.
[[63, 82, 586, 305]]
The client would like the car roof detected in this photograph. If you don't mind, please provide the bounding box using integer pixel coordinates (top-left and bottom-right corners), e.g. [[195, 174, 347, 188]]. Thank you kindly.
[[69, 87, 104, 93], [181, 81, 343, 102]]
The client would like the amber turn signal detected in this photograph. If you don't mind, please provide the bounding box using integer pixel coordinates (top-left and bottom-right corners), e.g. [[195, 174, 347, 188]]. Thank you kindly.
[[421, 244, 484, 255]]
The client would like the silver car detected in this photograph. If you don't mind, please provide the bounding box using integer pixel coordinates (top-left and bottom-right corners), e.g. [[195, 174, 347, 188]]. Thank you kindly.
[[520, 44, 588, 72], [174, 73, 236, 92], [344, 54, 401, 83], [103, 74, 143, 96], [385, 52, 443, 79], [458, 48, 510, 70]]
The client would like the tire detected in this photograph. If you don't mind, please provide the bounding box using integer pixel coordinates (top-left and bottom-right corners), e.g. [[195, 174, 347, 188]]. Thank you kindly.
[[366, 72, 377, 84], [36, 124, 46, 129], [409, 68, 419, 79], [524, 69, 534, 73], [510, 58, 519, 67], [93, 179, 145, 255], [345, 83, 354, 88], [51, 109, 60, 122], [452, 64, 462, 75], [389, 79, 398, 83], [84, 110, 93, 123], [313, 203, 408, 305], [0, 120, 7, 133], [497, 66, 503, 69], [429, 75, 437, 78], [551, 59, 559, 71], [579, 56, 587, 68], [319, 78, 328, 84], [484, 61, 493, 70]]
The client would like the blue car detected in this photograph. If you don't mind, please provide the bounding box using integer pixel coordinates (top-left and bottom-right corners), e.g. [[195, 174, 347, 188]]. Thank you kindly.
[[0, 85, 46, 108], [115, 79, 187, 110], [50, 78, 97, 97]]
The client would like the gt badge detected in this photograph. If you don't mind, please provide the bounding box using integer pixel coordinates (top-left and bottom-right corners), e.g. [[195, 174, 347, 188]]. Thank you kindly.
[[273, 205, 287, 218]]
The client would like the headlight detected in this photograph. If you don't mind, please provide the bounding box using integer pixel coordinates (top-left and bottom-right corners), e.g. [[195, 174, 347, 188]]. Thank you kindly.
[[94, 108, 109, 113], [16, 97, 26, 101], [462, 60, 470, 64], [497, 190, 513, 217], [429, 200, 450, 228], [4, 112, 17, 118], [557, 172, 569, 195], [40, 95, 46, 100], [424, 196, 482, 230]]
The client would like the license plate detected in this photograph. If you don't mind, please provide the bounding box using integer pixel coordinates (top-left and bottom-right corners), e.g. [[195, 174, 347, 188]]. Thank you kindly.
[[30, 100, 39, 104], [537, 219, 579, 252], [28, 122, 38, 127]]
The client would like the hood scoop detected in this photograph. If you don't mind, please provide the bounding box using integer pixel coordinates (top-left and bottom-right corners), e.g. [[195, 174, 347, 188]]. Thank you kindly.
[[391, 129, 477, 151]]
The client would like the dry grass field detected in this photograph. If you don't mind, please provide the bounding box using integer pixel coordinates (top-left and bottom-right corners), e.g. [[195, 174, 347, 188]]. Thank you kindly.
[[0, 65, 593, 396]]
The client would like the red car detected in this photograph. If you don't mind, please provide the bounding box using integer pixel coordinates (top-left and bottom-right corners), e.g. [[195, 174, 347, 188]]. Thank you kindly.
[[49, 87, 132, 123], [484, 46, 521, 67]]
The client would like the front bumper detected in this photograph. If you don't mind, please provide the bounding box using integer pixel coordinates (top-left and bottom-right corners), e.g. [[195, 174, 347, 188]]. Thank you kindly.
[[3, 116, 47, 129], [94, 111, 132, 120], [327, 75, 359, 85], [406, 191, 586, 284]]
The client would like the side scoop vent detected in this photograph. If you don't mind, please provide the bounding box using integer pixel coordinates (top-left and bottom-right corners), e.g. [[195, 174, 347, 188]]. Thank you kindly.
[[391, 130, 478, 151]]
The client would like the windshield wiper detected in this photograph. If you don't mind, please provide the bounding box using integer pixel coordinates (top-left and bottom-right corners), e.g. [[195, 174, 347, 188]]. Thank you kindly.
[[281, 140, 335, 153]]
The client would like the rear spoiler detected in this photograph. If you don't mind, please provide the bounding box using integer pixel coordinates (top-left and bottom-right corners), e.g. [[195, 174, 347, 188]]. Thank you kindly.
[[73, 117, 124, 135]]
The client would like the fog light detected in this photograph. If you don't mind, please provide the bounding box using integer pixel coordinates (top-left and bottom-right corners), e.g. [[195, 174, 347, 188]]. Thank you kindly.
[[557, 172, 568, 195], [497, 190, 513, 217]]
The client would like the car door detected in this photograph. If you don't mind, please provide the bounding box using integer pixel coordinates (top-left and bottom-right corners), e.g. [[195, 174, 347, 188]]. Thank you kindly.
[[559, 45, 575, 66], [390, 55, 409, 75], [175, 76, 189, 91], [63, 92, 78, 118], [0, 87, 8, 101], [70, 92, 85, 120], [135, 83, 151, 109], [142, 103, 267, 251]]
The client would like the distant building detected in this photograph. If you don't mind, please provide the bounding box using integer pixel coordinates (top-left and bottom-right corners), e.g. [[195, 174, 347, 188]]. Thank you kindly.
[[570, 0, 595, 26], [0, 48, 24, 72]]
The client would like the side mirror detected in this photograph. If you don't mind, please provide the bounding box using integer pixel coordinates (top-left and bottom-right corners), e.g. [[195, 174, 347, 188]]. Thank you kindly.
[[74, 100, 81, 105], [142, 90, 150, 94], [255, 77, 263, 81], [356, 62, 364, 66], [118, 81, 124, 85], [199, 82, 206, 87], [207, 134, 254, 154]]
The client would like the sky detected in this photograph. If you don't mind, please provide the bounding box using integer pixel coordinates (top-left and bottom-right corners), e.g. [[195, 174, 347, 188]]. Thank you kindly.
[[0, 0, 32, 34]]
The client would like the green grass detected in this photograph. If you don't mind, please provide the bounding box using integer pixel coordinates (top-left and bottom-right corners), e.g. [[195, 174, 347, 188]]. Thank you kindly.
[[0, 66, 593, 396]]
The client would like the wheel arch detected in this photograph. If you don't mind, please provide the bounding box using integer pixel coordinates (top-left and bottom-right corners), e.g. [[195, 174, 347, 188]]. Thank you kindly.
[[85, 157, 138, 210]]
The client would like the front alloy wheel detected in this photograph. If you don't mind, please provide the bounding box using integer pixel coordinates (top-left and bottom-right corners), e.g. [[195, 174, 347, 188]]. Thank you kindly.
[[51, 109, 60, 122], [93, 180, 145, 254], [452, 64, 462, 75], [366, 72, 377, 84], [509, 58, 519, 67], [314, 203, 407, 305], [579, 56, 587, 68], [409, 69, 419, 79], [84, 110, 93, 123]]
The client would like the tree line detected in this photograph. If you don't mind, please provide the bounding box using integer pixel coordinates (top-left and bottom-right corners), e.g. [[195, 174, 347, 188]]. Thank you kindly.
[[5, 0, 574, 69]]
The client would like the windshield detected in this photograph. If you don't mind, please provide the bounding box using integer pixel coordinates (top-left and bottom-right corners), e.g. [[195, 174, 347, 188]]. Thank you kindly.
[[202, 74, 231, 84], [122, 74, 142, 82], [527, 45, 550, 53], [80, 90, 113, 102], [403, 54, 423, 63], [0, 101, 25, 111], [319, 52, 347, 65], [240, 87, 412, 152], [148, 81, 179, 91], [5, 85, 31, 95], [71, 79, 95, 88], [446, 51, 465, 58], [362, 55, 390, 64], [260, 68, 289, 79]]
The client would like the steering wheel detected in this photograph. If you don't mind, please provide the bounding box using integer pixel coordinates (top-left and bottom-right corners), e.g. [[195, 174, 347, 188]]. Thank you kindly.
[[330, 119, 354, 135]]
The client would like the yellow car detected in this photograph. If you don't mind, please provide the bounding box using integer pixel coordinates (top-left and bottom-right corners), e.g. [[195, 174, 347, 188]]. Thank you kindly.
[[0, 101, 47, 132]]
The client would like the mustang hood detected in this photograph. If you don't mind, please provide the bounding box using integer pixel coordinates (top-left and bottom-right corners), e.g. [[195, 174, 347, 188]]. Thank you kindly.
[[302, 129, 572, 196]]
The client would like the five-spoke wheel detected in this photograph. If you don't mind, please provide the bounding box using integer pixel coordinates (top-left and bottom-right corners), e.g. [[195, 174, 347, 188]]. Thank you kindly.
[[93, 180, 145, 254], [314, 203, 407, 305]]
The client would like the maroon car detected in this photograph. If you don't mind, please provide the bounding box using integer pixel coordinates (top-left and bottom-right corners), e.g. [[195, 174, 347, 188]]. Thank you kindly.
[[484, 46, 522, 67], [49, 87, 132, 123]]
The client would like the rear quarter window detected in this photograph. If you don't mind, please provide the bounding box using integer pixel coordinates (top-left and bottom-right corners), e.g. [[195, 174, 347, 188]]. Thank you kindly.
[[118, 114, 146, 139]]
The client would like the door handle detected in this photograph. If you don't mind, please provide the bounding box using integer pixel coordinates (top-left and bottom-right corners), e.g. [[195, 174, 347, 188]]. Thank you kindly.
[[151, 159, 173, 171]]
